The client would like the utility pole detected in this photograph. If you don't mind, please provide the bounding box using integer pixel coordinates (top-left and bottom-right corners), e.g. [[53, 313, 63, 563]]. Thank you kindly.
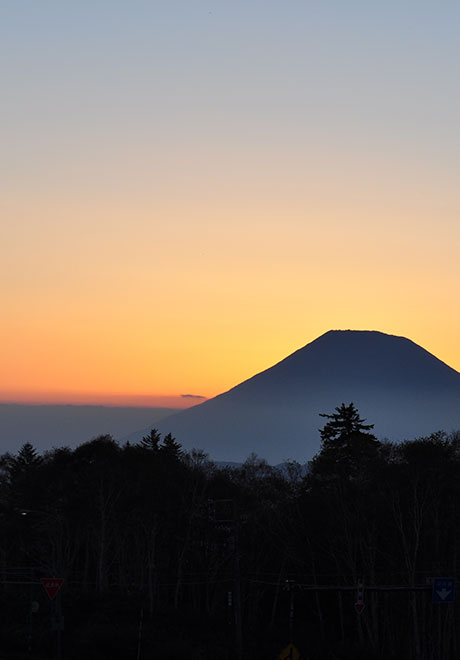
[[209, 499, 243, 660], [284, 580, 295, 643]]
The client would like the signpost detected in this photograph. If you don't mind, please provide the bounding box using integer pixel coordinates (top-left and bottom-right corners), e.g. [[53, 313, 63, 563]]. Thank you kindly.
[[41, 578, 64, 660], [432, 578, 455, 603]]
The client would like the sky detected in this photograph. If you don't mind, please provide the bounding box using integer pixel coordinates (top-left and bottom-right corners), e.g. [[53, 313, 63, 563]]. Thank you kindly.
[[1, 1, 460, 407]]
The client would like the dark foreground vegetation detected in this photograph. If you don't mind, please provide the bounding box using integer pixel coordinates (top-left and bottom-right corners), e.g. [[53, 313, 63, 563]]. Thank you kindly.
[[1, 403, 460, 659]]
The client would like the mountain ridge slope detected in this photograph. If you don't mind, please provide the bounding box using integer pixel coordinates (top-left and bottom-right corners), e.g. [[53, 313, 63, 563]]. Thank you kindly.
[[145, 330, 460, 463]]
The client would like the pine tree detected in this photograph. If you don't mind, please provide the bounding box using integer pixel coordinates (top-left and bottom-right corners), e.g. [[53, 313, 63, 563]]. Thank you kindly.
[[310, 403, 380, 480], [160, 433, 183, 460], [140, 429, 162, 452], [319, 402, 375, 448], [8, 442, 42, 479]]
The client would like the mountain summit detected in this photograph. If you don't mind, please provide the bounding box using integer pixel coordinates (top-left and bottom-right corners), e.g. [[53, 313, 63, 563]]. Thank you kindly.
[[151, 330, 460, 463]]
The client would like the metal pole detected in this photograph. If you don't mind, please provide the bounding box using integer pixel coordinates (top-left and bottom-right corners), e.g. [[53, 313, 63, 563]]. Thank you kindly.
[[233, 503, 243, 660], [289, 588, 295, 643], [27, 569, 32, 654], [227, 590, 233, 626], [136, 607, 144, 660], [56, 591, 62, 660]]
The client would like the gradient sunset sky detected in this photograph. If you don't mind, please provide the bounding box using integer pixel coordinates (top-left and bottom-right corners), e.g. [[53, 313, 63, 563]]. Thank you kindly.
[[2, 1, 460, 407]]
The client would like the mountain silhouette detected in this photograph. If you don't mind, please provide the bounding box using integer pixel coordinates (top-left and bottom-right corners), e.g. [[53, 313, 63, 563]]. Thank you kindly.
[[147, 330, 460, 463]]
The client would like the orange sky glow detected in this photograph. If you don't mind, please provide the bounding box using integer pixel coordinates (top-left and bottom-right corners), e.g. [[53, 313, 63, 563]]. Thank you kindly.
[[1, 3, 460, 407]]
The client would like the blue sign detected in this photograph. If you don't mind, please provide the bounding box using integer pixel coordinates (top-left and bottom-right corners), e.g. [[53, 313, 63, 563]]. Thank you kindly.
[[432, 578, 455, 603]]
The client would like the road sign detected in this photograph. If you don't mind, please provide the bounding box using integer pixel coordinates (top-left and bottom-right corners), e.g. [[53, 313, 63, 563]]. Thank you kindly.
[[432, 578, 455, 603], [40, 578, 64, 601], [279, 643, 300, 660], [355, 578, 365, 614]]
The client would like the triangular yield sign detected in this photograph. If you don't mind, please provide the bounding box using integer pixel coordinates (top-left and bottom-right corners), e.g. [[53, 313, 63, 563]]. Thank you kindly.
[[354, 602, 365, 614], [279, 643, 300, 660], [41, 577, 64, 600]]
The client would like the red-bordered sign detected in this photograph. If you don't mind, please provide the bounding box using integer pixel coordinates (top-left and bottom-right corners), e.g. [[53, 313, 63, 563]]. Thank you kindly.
[[40, 577, 64, 601]]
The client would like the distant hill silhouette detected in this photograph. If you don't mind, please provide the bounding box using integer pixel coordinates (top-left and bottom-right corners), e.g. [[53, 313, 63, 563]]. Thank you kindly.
[[144, 330, 460, 463]]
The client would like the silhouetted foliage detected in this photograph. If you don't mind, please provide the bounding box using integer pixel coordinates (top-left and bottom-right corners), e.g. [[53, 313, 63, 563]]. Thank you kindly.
[[139, 427, 162, 451], [160, 432, 183, 459], [1, 413, 460, 659], [309, 402, 381, 483]]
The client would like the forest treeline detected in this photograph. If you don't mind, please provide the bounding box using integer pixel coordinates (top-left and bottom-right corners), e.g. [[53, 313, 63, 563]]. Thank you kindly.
[[1, 404, 460, 660]]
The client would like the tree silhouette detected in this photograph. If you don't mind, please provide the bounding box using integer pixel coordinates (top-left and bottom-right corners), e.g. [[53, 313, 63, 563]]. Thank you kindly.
[[140, 428, 162, 452], [310, 402, 380, 480], [8, 442, 42, 476], [1, 422, 460, 658], [160, 432, 183, 460]]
